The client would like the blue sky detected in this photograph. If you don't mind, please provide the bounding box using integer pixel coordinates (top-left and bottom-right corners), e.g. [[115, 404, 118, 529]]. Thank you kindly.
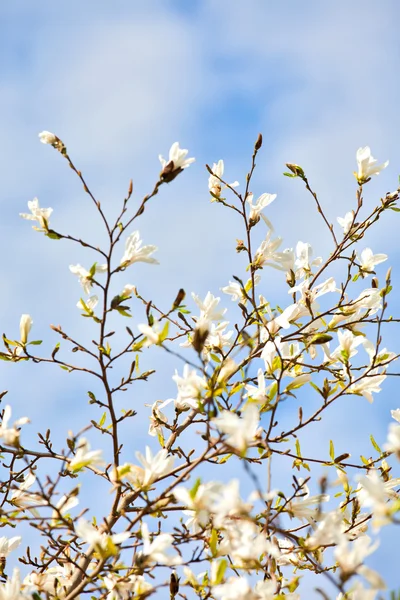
[[1, 1, 400, 597]]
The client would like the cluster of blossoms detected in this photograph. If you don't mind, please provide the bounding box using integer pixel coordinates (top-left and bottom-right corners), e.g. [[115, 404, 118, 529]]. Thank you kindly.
[[0, 134, 398, 600]]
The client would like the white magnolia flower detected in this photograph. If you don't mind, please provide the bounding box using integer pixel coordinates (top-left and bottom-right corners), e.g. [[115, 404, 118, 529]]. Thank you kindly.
[[11, 472, 47, 511], [138, 522, 182, 566], [138, 320, 164, 346], [245, 369, 268, 404], [51, 494, 79, 525], [213, 577, 255, 600], [67, 438, 105, 472], [221, 276, 260, 303], [0, 568, 26, 600], [192, 291, 227, 323], [20, 198, 53, 232], [165, 364, 207, 411], [19, 314, 33, 345], [337, 581, 378, 600], [75, 519, 130, 555], [159, 142, 195, 171], [286, 480, 329, 522], [306, 510, 346, 549], [0, 536, 21, 559], [120, 231, 158, 268], [103, 573, 152, 600], [173, 481, 222, 533], [294, 241, 322, 276], [0, 405, 29, 447], [334, 535, 378, 577], [39, 131, 57, 145], [120, 284, 136, 298], [218, 519, 272, 567], [212, 479, 253, 527], [212, 405, 260, 453], [76, 295, 98, 313], [147, 400, 168, 437], [358, 248, 388, 275], [246, 192, 276, 222], [132, 447, 174, 488], [330, 329, 364, 363], [69, 263, 107, 295], [208, 159, 239, 198], [337, 210, 355, 235], [356, 146, 388, 184], [348, 369, 387, 403], [253, 231, 283, 269], [391, 408, 400, 423], [357, 470, 400, 526]]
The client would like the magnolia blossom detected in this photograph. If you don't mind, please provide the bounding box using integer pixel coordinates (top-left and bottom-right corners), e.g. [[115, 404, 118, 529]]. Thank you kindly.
[[173, 481, 222, 533], [51, 494, 79, 525], [306, 510, 346, 549], [355, 146, 388, 184], [113, 447, 174, 489], [218, 519, 273, 568], [391, 408, 400, 423], [286, 480, 329, 522], [120, 231, 158, 268], [160, 365, 207, 412], [39, 131, 57, 145], [246, 192, 276, 222], [75, 519, 130, 555], [253, 230, 283, 269], [147, 400, 168, 437], [19, 314, 33, 345], [0, 568, 27, 600], [67, 438, 105, 472], [213, 576, 254, 600], [76, 295, 98, 313], [208, 159, 239, 197], [103, 574, 152, 600], [245, 369, 268, 404], [357, 470, 400, 527], [294, 241, 322, 276], [358, 247, 388, 275], [192, 291, 227, 323], [69, 263, 107, 295], [138, 320, 164, 346], [348, 369, 387, 403], [330, 329, 364, 363], [20, 198, 53, 232], [0, 536, 21, 559], [212, 479, 253, 528], [137, 522, 182, 566], [159, 142, 195, 171], [0, 405, 29, 447], [334, 535, 378, 577], [212, 405, 260, 453], [221, 275, 260, 303], [337, 210, 355, 235], [120, 284, 136, 298], [11, 472, 47, 511]]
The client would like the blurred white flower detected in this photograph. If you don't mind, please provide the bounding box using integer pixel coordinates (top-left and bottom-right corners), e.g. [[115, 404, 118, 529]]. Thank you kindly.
[[75, 519, 130, 556], [120, 231, 158, 268], [348, 369, 386, 403], [337, 210, 355, 235], [212, 405, 260, 454], [70, 263, 107, 295], [208, 159, 239, 198], [20, 198, 53, 232], [0, 405, 29, 447], [137, 522, 182, 566], [0, 536, 21, 559], [67, 438, 105, 472], [38, 131, 57, 145], [76, 295, 98, 313], [356, 146, 388, 184]]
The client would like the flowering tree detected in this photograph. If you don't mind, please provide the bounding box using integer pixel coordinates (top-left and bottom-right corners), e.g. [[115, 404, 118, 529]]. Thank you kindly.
[[0, 131, 399, 600]]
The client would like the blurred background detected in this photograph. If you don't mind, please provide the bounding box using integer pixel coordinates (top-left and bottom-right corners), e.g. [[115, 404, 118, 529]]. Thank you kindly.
[[1, 1, 399, 596]]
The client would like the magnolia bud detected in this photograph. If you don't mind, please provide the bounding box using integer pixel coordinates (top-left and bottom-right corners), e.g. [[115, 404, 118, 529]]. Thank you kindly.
[[20, 314, 33, 345]]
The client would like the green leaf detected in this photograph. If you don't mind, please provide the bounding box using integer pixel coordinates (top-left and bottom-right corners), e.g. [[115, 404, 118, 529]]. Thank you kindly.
[[29, 340, 43, 346], [329, 440, 335, 462], [99, 412, 106, 427], [209, 528, 218, 557], [45, 230, 62, 240], [370, 434, 381, 454]]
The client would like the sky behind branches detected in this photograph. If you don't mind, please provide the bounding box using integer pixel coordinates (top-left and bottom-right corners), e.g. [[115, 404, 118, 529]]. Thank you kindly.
[[1, 1, 400, 596]]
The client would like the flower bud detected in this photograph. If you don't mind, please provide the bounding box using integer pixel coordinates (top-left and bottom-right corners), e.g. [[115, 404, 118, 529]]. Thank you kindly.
[[19, 314, 33, 345]]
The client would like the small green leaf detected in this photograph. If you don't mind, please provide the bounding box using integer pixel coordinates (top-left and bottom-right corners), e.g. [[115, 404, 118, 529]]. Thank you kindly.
[[370, 434, 381, 454], [98, 412, 106, 427], [329, 440, 335, 462]]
